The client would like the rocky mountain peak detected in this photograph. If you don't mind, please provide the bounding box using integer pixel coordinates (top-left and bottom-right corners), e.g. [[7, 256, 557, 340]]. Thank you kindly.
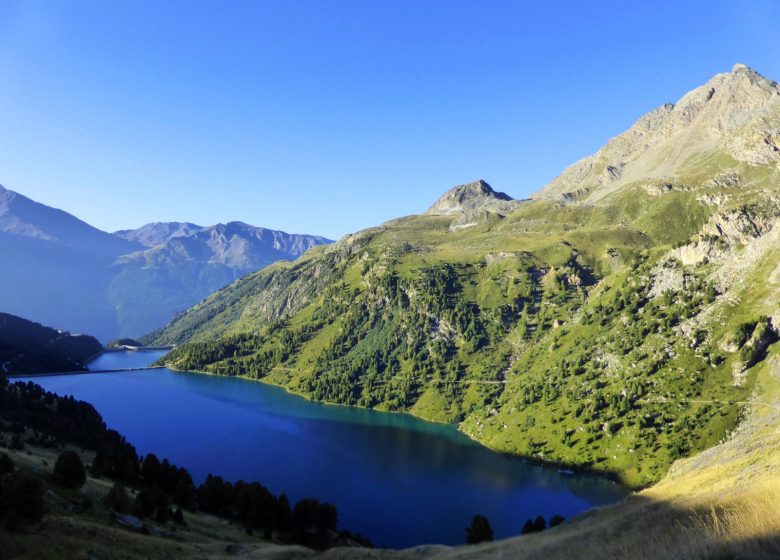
[[535, 64, 780, 202], [730, 62, 769, 81], [426, 180, 514, 216]]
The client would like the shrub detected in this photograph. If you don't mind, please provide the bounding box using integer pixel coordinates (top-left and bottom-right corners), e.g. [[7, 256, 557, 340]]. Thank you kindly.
[[104, 482, 131, 513], [173, 506, 186, 526], [465, 514, 494, 544], [550, 513, 566, 527], [0, 452, 14, 476], [155, 505, 171, 524], [53, 450, 86, 488], [732, 321, 756, 349], [522, 515, 549, 534], [0, 471, 46, 530]]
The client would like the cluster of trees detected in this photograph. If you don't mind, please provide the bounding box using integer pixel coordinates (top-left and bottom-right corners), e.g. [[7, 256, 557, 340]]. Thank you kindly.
[[470, 254, 754, 486], [299, 265, 512, 411], [0, 379, 114, 449], [162, 257, 579, 422], [0, 312, 103, 375], [0, 452, 46, 530], [464, 512, 566, 545], [521, 513, 565, 534], [736, 316, 777, 369], [0, 375, 370, 549]]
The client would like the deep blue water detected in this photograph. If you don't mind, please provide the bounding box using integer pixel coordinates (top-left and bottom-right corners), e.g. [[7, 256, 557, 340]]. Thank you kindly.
[[86, 349, 169, 370], [23, 352, 628, 548]]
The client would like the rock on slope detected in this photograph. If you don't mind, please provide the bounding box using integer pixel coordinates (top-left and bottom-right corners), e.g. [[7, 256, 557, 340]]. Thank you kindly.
[[425, 179, 517, 215]]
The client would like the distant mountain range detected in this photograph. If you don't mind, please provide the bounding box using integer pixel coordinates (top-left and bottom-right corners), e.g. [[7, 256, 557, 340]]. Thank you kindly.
[[0, 185, 331, 340]]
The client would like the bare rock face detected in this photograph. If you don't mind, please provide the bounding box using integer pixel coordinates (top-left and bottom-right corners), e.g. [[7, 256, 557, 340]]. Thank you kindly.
[[673, 207, 776, 267], [426, 179, 518, 216], [536, 64, 780, 202]]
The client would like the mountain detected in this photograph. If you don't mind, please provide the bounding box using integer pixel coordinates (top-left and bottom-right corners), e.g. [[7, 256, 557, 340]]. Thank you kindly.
[[114, 221, 205, 247], [0, 186, 143, 338], [0, 185, 141, 257], [0, 312, 102, 375], [536, 63, 780, 203], [109, 222, 331, 336], [0, 187, 332, 340], [152, 64, 780, 488], [425, 179, 517, 215]]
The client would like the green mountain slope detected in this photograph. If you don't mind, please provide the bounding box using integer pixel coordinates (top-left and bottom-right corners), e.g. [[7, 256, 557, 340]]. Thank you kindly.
[[149, 65, 780, 488]]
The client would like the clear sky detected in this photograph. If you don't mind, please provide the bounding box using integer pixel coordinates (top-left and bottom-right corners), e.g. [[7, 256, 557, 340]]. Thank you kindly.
[[0, 1, 779, 239]]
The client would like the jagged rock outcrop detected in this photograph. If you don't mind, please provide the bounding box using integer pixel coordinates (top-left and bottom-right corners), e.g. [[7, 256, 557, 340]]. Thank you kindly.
[[425, 180, 518, 216], [673, 206, 777, 267]]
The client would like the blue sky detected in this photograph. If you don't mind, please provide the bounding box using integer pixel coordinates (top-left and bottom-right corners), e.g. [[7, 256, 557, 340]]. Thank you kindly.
[[0, 1, 778, 239]]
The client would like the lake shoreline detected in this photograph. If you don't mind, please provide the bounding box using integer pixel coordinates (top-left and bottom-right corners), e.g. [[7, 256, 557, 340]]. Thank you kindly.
[[166, 364, 632, 490], [10, 355, 631, 491], [22, 358, 630, 548]]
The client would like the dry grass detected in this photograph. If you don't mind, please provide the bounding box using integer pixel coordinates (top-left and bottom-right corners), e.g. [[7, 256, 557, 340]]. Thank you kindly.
[[684, 482, 780, 559]]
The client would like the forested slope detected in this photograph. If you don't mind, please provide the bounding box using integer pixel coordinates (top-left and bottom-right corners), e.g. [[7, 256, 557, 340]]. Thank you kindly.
[[151, 65, 780, 488]]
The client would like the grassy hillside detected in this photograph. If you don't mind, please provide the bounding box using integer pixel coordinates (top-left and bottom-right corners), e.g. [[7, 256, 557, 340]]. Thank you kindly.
[[321, 353, 780, 559], [151, 161, 779, 488], [149, 66, 780, 490]]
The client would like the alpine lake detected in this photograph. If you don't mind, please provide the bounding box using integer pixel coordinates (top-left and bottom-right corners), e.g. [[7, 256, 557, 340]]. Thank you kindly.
[[23, 350, 628, 548]]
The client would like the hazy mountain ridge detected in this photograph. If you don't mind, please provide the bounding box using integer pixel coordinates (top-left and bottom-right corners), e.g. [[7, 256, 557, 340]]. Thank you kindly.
[[153, 64, 780, 488], [0, 185, 142, 257], [0, 187, 332, 340], [114, 221, 206, 247]]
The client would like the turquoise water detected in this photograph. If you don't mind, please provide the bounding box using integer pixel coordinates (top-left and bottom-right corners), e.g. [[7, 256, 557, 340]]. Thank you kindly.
[[24, 352, 628, 548]]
